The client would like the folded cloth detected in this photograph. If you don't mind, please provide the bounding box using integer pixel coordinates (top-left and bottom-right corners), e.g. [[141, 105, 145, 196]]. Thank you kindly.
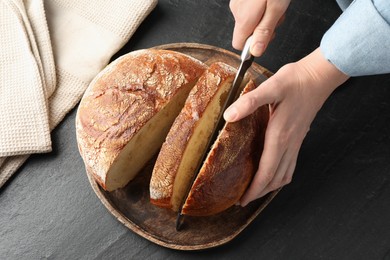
[[0, 0, 157, 188], [0, 0, 53, 157]]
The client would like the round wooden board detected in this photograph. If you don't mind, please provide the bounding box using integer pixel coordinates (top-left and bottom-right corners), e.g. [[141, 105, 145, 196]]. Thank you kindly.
[[86, 43, 279, 251]]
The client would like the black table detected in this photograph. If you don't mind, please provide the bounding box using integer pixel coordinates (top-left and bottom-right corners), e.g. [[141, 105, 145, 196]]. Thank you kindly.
[[2, 1, 390, 259]]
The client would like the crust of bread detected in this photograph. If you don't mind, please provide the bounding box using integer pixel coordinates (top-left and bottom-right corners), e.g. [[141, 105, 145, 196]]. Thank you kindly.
[[76, 49, 206, 191], [182, 80, 269, 216], [149, 62, 236, 211]]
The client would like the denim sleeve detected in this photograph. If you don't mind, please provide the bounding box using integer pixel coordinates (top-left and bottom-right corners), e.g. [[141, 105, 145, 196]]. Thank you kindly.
[[320, 0, 390, 76]]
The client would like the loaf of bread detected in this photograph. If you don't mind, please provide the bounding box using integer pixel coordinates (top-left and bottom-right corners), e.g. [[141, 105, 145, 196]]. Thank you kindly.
[[149, 62, 236, 211], [149, 62, 269, 215], [76, 49, 207, 191], [182, 80, 269, 216]]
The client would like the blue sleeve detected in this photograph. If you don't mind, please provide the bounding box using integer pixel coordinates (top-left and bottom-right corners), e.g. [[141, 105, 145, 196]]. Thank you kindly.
[[335, 0, 353, 10], [320, 0, 390, 76]]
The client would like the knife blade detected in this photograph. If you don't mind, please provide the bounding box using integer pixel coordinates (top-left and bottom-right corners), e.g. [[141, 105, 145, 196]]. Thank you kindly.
[[176, 36, 254, 231]]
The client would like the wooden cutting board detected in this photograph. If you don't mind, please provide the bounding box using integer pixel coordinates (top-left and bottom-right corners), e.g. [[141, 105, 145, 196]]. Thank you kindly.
[[86, 42, 279, 251]]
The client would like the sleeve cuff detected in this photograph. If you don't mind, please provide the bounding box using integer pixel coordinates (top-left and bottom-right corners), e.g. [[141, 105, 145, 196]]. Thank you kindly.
[[320, 0, 390, 76]]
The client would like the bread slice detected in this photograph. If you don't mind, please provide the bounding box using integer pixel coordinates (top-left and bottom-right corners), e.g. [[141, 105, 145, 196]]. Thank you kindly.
[[182, 80, 269, 216], [76, 49, 206, 191], [149, 62, 237, 211]]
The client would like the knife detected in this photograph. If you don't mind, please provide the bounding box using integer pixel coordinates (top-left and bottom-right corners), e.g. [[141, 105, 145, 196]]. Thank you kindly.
[[176, 36, 254, 231]]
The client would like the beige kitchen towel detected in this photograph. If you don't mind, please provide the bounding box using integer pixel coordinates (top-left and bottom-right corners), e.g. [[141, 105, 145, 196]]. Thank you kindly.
[[0, 0, 52, 157], [0, 0, 157, 187]]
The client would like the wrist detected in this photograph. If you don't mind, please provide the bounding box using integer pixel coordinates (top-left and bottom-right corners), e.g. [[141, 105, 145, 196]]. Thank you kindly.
[[291, 48, 349, 113], [298, 48, 350, 95]]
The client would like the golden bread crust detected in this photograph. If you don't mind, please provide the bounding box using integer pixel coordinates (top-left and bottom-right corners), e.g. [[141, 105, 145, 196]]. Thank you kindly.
[[182, 80, 269, 216], [149, 62, 236, 209], [76, 49, 206, 190]]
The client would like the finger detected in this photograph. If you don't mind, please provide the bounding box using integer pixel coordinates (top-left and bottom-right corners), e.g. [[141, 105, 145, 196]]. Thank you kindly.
[[232, 22, 257, 51], [267, 14, 285, 44], [267, 16, 285, 44], [224, 78, 279, 122], [256, 149, 297, 198], [260, 148, 291, 193], [240, 123, 286, 206], [250, 7, 283, 56], [231, 0, 265, 50]]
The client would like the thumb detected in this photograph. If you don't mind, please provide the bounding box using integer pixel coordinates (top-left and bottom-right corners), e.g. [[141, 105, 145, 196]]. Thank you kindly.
[[224, 79, 277, 122]]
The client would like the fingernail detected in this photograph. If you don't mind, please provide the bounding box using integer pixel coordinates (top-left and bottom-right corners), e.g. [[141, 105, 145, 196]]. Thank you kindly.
[[252, 42, 265, 56], [224, 107, 238, 121]]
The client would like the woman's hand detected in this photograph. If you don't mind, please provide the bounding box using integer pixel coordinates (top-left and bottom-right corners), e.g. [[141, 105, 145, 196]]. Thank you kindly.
[[230, 0, 291, 56], [224, 48, 350, 206]]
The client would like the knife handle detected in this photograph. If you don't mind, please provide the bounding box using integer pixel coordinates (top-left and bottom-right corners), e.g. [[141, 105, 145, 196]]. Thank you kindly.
[[241, 35, 253, 62]]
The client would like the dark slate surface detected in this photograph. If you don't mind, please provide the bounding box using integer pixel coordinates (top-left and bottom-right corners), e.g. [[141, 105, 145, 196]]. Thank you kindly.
[[1, 0, 390, 259]]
